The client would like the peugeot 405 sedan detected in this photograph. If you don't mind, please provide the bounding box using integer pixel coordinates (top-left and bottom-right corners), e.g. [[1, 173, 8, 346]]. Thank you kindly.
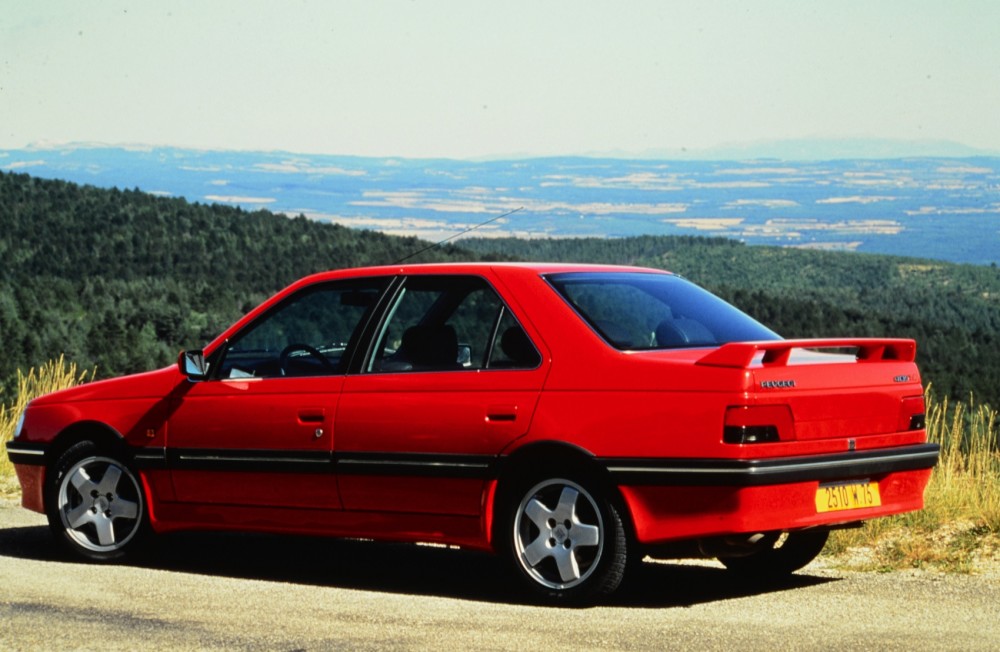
[[6, 263, 938, 602]]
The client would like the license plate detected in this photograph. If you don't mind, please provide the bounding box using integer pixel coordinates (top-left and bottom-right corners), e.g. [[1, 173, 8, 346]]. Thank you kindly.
[[815, 481, 881, 513]]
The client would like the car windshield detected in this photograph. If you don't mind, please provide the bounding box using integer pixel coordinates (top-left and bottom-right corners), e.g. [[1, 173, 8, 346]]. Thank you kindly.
[[547, 271, 780, 350]]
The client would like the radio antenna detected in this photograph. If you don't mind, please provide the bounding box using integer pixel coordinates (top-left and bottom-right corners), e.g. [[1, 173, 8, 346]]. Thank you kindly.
[[393, 206, 523, 264]]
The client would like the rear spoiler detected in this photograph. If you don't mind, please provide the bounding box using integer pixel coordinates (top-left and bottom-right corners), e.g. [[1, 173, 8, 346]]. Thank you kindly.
[[696, 338, 917, 369]]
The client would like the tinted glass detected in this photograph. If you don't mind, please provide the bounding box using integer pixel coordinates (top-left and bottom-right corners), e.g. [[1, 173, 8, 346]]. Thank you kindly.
[[487, 308, 542, 369], [369, 275, 538, 372], [547, 272, 780, 350], [216, 278, 389, 378]]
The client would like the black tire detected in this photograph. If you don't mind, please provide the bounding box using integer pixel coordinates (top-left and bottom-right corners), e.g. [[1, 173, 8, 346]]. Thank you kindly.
[[719, 530, 829, 579], [499, 473, 629, 604], [45, 441, 147, 561]]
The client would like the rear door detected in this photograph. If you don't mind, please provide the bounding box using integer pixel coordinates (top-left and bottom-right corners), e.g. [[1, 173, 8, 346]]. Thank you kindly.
[[335, 274, 549, 516]]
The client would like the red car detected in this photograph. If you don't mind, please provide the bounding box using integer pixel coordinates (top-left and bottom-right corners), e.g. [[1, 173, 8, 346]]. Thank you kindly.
[[6, 263, 937, 602]]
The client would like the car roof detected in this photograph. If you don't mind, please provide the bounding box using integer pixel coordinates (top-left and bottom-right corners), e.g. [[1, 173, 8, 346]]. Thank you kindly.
[[297, 262, 674, 285]]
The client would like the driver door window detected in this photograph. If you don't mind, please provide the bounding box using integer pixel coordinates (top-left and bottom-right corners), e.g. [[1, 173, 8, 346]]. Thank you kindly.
[[217, 279, 389, 378]]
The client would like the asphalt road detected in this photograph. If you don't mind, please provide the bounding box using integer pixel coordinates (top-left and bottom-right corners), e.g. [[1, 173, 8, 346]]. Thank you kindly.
[[1, 500, 997, 651]]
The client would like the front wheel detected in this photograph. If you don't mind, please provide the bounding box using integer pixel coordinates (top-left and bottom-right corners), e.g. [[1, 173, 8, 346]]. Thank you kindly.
[[46, 441, 147, 561], [501, 475, 628, 603], [719, 530, 829, 579]]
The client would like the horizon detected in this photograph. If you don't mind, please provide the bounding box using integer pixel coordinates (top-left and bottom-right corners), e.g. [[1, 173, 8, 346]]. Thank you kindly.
[[5, 136, 1000, 164]]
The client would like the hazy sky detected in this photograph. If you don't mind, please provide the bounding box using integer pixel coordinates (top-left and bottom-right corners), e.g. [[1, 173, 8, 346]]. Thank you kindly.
[[2, 1, 999, 159]]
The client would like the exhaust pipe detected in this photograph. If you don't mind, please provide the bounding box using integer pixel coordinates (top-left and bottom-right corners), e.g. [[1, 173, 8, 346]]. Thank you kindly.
[[698, 532, 775, 558]]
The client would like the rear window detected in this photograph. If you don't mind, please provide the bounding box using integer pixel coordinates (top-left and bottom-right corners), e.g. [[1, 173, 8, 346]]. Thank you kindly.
[[547, 272, 780, 350]]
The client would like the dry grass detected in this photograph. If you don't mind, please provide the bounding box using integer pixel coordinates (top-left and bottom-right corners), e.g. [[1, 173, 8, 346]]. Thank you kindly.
[[827, 389, 1000, 572], [0, 356, 93, 498]]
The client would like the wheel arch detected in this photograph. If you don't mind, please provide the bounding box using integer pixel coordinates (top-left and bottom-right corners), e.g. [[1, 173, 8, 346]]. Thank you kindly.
[[46, 421, 129, 469], [488, 440, 636, 549]]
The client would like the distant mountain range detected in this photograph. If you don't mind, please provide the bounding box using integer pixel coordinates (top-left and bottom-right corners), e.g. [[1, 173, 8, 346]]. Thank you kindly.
[[582, 138, 1000, 161], [2, 143, 998, 265]]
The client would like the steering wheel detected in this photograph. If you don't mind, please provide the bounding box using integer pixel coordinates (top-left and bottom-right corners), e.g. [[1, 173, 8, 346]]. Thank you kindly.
[[278, 343, 336, 376]]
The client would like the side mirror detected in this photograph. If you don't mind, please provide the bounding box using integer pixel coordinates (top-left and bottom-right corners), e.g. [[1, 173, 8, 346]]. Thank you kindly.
[[179, 350, 209, 380]]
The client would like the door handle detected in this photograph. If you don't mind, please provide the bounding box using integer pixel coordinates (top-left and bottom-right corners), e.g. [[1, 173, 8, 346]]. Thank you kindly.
[[486, 405, 517, 423], [298, 409, 326, 424]]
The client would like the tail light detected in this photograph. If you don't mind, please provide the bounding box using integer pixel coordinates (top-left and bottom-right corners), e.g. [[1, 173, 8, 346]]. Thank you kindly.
[[898, 395, 926, 431], [724, 405, 794, 444]]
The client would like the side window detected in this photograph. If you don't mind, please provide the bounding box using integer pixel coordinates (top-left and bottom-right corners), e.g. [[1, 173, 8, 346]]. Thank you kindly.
[[216, 278, 388, 379], [369, 276, 538, 373], [486, 309, 542, 369], [450, 286, 505, 367]]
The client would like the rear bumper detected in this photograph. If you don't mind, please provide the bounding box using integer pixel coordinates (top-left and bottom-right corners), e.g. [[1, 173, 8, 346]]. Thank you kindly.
[[609, 443, 939, 545], [602, 443, 939, 486]]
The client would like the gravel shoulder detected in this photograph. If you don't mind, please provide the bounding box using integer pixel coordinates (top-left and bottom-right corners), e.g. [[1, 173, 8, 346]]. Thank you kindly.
[[1, 499, 998, 651]]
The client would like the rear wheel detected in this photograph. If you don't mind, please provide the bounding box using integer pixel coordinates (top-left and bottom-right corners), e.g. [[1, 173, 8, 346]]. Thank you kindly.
[[501, 474, 629, 603], [719, 530, 829, 578], [46, 441, 147, 561]]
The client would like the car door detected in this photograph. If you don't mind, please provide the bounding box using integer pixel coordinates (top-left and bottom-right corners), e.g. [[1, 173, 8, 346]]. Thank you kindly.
[[335, 274, 548, 516], [166, 277, 390, 510]]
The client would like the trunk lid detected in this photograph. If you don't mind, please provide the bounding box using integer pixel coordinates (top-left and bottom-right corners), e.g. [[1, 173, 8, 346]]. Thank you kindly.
[[699, 339, 925, 441]]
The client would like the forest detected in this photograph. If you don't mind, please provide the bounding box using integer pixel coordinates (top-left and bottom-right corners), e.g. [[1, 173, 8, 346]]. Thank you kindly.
[[2, 170, 999, 408]]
